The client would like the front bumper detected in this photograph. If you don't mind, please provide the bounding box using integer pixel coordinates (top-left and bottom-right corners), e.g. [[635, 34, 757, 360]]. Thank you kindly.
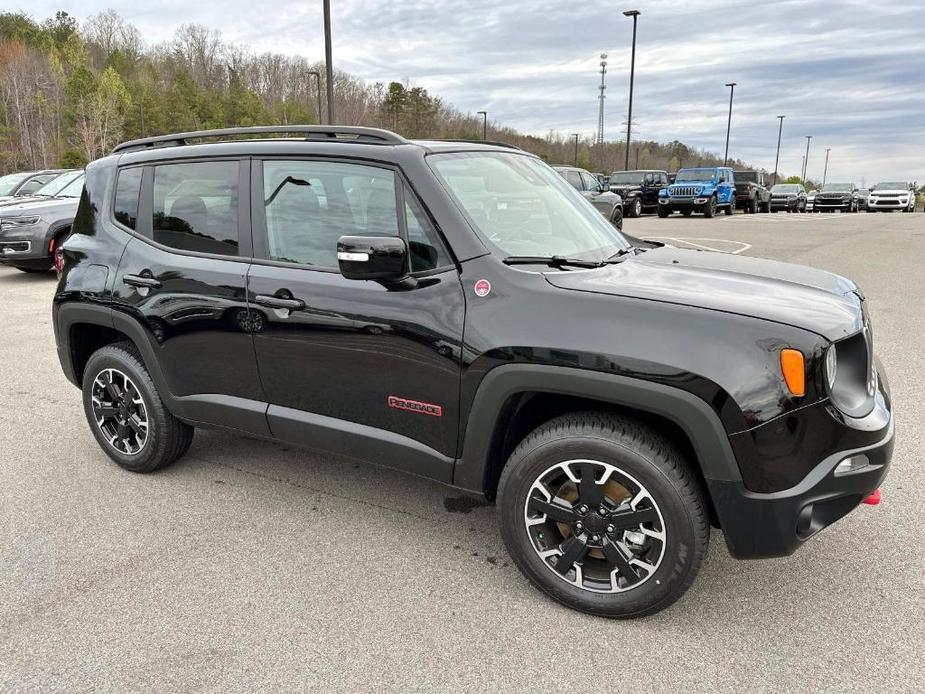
[[0, 229, 49, 262], [711, 364, 893, 559], [659, 197, 711, 209], [814, 199, 851, 210], [770, 198, 798, 210], [868, 199, 911, 210]]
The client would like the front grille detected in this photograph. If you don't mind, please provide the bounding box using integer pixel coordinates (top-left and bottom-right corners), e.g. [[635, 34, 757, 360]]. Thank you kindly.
[[873, 199, 900, 205], [670, 186, 700, 197]]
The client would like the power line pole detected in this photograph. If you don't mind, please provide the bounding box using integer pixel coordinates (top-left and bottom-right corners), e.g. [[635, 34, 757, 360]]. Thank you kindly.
[[323, 0, 335, 124], [572, 133, 580, 165], [723, 82, 736, 166], [307, 70, 324, 124], [822, 148, 831, 187], [597, 54, 608, 146], [623, 10, 640, 171], [477, 111, 488, 140], [772, 115, 785, 187]]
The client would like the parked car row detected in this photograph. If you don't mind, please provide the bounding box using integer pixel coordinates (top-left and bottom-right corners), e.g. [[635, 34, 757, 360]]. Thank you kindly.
[[0, 168, 85, 272]]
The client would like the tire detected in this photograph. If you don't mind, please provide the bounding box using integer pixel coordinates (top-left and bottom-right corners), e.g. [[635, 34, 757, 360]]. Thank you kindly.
[[724, 203, 734, 216], [82, 343, 194, 473], [629, 198, 643, 218], [702, 197, 716, 218], [496, 412, 709, 618], [657, 205, 669, 218], [747, 197, 758, 214], [610, 206, 624, 232]]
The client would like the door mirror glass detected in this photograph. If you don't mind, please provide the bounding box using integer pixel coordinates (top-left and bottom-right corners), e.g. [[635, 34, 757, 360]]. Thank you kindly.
[[337, 235, 408, 280]]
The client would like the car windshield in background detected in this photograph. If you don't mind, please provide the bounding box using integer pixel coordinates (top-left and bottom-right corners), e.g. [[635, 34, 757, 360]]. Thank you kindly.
[[872, 182, 908, 190], [736, 172, 760, 183], [34, 170, 82, 197], [0, 172, 32, 196], [609, 172, 645, 185], [771, 185, 802, 194], [55, 174, 85, 198], [675, 169, 716, 182], [429, 151, 629, 261], [822, 183, 854, 192]]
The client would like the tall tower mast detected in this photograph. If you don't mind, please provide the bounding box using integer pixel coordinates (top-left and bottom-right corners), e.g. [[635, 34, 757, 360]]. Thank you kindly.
[[597, 53, 608, 146]]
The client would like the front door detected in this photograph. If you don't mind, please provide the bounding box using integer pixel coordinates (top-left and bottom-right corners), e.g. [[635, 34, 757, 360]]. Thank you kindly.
[[246, 158, 464, 481]]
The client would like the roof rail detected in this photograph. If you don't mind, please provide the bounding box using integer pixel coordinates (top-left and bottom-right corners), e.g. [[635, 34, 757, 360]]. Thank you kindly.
[[428, 138, 524, 151], [112, 125, 409, 154]]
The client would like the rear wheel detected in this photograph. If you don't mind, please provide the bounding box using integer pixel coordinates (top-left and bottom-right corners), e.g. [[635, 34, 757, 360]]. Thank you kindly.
[[724, 202, 734, 216], [497, 412, 709, 618], [82, 343, 194, 473]]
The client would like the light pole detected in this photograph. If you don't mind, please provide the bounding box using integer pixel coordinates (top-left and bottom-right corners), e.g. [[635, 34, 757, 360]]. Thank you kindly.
[[323, 0, 335, 124], [723, 82, 736, 166], [572, 133, 580, 165], [623, 9, 640, 171], [802, 135, 812, 183], [477, 111, 488, 141], [307, 70, 324, 124], [822, 148, 831, 187], [772, 115, 785, 186]]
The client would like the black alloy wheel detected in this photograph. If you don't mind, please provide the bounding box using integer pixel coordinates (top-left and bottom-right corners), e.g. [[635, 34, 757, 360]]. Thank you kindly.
[[90, 368, 149, 455], [611, 206, 624, 232]]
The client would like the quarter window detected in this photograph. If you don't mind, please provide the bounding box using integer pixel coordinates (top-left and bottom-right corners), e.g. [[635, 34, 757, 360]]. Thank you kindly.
[[405, 192, 452, 272], [152, 161, 240, 255], [114, 167, 143, 230]]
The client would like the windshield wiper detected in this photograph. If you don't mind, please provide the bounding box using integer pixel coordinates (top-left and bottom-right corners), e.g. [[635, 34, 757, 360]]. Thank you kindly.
[[606, 247, 639, 261], [502, 255, 605, 269]]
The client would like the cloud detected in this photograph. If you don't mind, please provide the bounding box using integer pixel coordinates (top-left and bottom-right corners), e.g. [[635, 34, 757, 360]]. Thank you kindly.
[[11, 0, 925, 182]]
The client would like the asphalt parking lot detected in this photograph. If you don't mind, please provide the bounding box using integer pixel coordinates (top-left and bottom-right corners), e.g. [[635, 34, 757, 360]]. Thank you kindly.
[[2, 211, 923, 692]]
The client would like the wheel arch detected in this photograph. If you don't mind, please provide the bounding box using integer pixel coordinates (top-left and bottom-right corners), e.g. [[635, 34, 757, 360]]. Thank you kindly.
[[454, 364, 741, 524]]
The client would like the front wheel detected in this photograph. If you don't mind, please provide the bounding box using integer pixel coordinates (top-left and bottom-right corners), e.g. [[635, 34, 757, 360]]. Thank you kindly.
[[610, 206, 624, 232], [497, 412, 710, 618], [747, 198, 758, 214], [629, 198, 643, 218], [702, 197, 716, 218], [82, 343, 194, 473], [657, 205, 669, 218]]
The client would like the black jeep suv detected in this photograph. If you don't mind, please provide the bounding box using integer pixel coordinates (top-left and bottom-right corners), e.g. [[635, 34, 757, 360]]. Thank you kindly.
[[608, 170, 669, 217], [54, 126, 893, 618]]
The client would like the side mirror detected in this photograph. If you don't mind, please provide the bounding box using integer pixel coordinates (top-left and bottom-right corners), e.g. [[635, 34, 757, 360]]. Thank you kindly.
[[337, 235, 407, 281]]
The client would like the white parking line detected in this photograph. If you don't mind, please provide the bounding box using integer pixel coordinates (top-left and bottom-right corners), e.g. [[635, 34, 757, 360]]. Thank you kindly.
[[645, 237, 752, 255]]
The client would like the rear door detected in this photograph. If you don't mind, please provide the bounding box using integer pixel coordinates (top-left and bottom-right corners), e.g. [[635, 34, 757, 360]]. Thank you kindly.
[[246, 157, 464, 479], [580, 171, 611, 215], [112, 158, 268, 434]]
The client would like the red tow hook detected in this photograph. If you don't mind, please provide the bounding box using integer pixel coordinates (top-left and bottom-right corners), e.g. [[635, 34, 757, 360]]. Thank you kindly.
[[862, 489, 881, 506]]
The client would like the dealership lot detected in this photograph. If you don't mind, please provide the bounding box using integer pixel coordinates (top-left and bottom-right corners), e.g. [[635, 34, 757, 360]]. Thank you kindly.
[[1, 212, 923, 691]]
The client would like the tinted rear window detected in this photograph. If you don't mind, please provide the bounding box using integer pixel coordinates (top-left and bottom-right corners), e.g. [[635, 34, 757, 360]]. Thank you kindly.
[[114, 168, 143, 230]]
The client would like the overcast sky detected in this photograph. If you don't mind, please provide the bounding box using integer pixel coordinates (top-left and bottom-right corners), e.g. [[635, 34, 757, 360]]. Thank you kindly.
[[13, 0, 925, 183]]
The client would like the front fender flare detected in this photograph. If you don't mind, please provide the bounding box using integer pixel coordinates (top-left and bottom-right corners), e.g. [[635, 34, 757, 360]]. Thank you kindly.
[[453, 363, 742, 495]]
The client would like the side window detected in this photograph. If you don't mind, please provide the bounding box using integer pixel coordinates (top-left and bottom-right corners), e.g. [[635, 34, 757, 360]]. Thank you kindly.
[[405, 190, 452, 272], [262, 160, 398, 268], [564, 171, 582, 190], [114, 167, 143, 230], [152, 161, 239, 255], [580, 172, 600, 191]]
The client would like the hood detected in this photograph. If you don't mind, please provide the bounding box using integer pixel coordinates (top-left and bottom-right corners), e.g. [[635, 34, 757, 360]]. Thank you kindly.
[[544, 246, 863, 341], [870, 188, 910, 195], [0, 195, 46, 207], [0, 196, 78, 217]]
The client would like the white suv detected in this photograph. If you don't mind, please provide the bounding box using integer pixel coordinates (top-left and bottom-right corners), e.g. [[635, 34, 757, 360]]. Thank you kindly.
[[867, 182, 916, 213]]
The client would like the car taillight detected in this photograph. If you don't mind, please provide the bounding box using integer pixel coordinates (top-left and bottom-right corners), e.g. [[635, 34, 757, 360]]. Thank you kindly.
[[54, 246, 65, 275]]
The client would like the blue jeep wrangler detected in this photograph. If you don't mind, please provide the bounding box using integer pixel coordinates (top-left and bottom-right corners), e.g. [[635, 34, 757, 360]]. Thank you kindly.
[[658, 166, 736, 218]]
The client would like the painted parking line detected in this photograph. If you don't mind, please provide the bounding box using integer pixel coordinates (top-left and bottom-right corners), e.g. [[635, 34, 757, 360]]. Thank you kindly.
[[645, 237, 753, 255]]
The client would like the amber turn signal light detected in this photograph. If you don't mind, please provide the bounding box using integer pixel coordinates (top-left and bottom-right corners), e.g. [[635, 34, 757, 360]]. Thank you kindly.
[[780, 349, 805, 396]]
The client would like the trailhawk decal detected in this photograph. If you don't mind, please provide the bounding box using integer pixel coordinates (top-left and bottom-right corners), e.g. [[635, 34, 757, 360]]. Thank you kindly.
[[388, 396, 443, 417]]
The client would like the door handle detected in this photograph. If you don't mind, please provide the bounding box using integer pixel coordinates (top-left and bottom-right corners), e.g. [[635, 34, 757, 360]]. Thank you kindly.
[[123, 274, 161, 289], [254, 294, 306, 311]]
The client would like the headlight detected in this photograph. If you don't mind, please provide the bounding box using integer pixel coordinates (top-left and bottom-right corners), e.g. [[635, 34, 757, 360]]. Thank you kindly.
[[825, 345, 837, 388], [0, 215, 41, 229]]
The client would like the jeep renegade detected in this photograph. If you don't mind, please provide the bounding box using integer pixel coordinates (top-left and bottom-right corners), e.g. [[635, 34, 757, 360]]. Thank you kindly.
[[54, 126, 893, 618]]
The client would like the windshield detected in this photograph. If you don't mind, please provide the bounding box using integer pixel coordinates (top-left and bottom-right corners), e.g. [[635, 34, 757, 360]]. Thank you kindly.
[[429, 152, 628, 261], [675, 169, 715, 182], [771, 185, 802, 194], [872, 182, 908, 190], [609, 172, 645, 185], [735, 172, 759, 183], [55, 174, 85, 198], [34, 170, 82, 197], [822, 183, 854, 192], [0, 172, 32, 196]]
